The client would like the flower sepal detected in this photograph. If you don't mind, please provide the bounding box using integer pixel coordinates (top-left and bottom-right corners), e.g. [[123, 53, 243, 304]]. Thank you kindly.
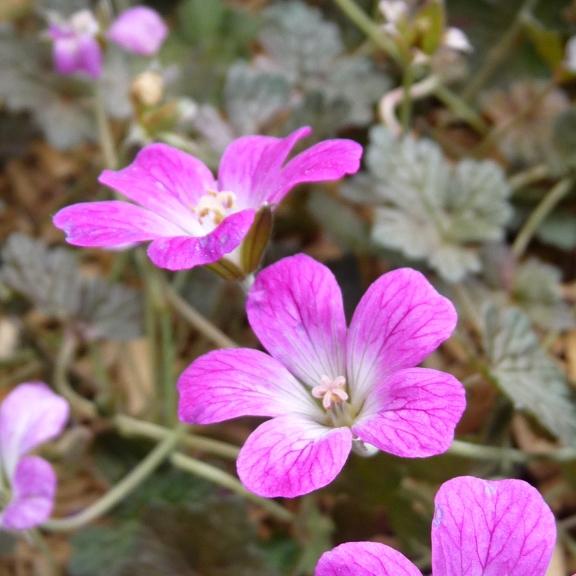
[[240, 204, 273, 277]]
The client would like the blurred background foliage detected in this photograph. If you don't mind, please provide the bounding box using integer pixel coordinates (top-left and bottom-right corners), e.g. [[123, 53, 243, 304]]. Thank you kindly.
[[1, 0, 576, 574]]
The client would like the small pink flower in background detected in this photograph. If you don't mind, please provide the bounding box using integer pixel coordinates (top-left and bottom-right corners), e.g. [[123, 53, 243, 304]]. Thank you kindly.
[[53, 127, 362, 271], [107, 6, 168, 56], [0, 383, 69, 531], [178, 254, 465, 497], [48, 10, 102, 79], [316, 475, 556, 576]]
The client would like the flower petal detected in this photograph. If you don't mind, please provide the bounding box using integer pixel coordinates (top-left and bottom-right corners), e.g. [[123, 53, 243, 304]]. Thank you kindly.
[[147, 209, 255, 270], [0, 456, 57, 531], [237, 415, 352, 498], [315, 542, 423, 576], [432, 476, 556, 576], [353, 368, 465, 458], [247, 254, 347, 387], [99, 143, 216, 230], [271, 139, 363, 204], [347, 268, 457, 403], [77, 36, 103, 79], [178, 348, 321, 424], [107, 7, 167, 56], [0, 383, 69, 477], [218, 127, 311, 207], [53, 201, 182, 247]]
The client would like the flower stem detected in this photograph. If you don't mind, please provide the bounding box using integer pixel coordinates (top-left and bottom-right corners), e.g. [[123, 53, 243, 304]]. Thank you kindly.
[[94, 81, 118, 169], [512, 177, 573, 259], [163, 282, 237, 348], [114, 414, 240, 460], [509, 164, 550, 194], [462, 0, 541, 101], [43, 425, 185, 532], [54, 332, 97, 420], [170, 452, 294, 522], [30, 530, 60, 576], [449, 439, 576, 463], [331, 0, 401, 64]]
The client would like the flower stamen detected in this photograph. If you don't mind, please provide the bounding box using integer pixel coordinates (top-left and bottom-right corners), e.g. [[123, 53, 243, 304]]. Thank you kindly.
[[192, 189, 237, 225], [312, 375, 349, 410]]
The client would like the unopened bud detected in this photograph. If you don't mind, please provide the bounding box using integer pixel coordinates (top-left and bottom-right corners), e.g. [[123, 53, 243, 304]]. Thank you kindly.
[[131, 71, 165, 107]]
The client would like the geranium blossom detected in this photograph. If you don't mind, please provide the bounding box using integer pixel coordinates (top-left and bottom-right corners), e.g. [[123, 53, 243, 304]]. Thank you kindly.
[[0, 383, 69, 531], [107, 7, 168, 56], [53, 128, 362, 271], [315, 475, 556, 576], [178, 255, 465, 497], [48, 10, 102, 79]]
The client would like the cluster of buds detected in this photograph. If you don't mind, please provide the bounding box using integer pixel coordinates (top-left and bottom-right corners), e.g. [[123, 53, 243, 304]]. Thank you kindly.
[[379, 0, 472, 79]]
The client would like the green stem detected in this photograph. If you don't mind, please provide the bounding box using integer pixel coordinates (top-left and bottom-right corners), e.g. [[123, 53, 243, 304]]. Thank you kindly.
[[95, 81, 118, 169], [171, 452, 294, 522], [512, 177, 573, 259], [159, 310, 176, 425], [43, 426, 185, 532], [462, 0, 541, 101], [164, 282, 237, 348], [54, 332, 97, 420], [331, 0, 401, 63], [114, 414, 240, 460], [400, 64, 414, 133], [509, 164, 550, 194], [434, 84, 489, 134], [449, 439, 576, 463]]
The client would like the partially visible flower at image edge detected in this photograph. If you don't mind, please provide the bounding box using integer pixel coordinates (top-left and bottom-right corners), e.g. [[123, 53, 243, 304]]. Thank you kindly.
[[178, 254, 465, 498], [107, 6, 168, 56], [0, 383, 69, 531], [315, 475, 557, 576], [47, 9, 102, 79], [53, 127, 362, 271]]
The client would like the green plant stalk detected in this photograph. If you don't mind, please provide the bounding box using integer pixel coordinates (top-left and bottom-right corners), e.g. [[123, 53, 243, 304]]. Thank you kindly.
[[512, 177, 574, 259], [164, 282, 237, 348], [54, 332, 97, 420], [171, 452, 294, 522], [43, 425, 185, 532], [449, 439, 576, 463], [433, 84, 489, 134], [95, 81, 118, 169], [114, 414, 240, 460], [331, 0, 401, 63], [30, 530, 60, 576], [400, 64, 414, 133], [462, 0, 541, 101], [159, 309, 176, 425], [509, 164, 550, 194]]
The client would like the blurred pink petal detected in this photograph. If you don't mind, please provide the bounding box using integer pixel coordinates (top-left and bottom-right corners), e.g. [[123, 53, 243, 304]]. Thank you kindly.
[[1, 457, 57, 531], [108, 6, 168, 56]]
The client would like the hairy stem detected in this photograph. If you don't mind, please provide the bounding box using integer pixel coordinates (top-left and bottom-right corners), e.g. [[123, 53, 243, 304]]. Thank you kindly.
[[114, 414, 240, 459], [332, 0, 400, 63], [171, 452, 294, 522], [512, 177, 573, 259], [44, 425, 185, 532]]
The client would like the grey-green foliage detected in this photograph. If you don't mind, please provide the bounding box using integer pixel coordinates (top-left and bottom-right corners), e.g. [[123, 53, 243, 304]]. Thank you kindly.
[[512, 259, 575, 330], [354, 127, 512, 282], [0, 234, 142, 341], [482, 304, 576, 445], [258, 1, 389, 130], [0, 26, 95, 149], [224, 62, 292, 135]]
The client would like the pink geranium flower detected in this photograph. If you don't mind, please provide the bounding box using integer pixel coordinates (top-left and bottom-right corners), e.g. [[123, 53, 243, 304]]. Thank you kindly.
[[48, 10, 103, 79], [0, 383, 69, 531], [107, 7, 168, 56], [178, 255, 465, 497], [316, 475, 556, 576], [53, 128, 362, 271]]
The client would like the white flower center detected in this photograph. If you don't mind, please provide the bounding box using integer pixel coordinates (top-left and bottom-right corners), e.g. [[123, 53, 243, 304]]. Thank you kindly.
[[192, 189, 237, 226], [69, 10, 99, 36], [312, 375, 349, 410]]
